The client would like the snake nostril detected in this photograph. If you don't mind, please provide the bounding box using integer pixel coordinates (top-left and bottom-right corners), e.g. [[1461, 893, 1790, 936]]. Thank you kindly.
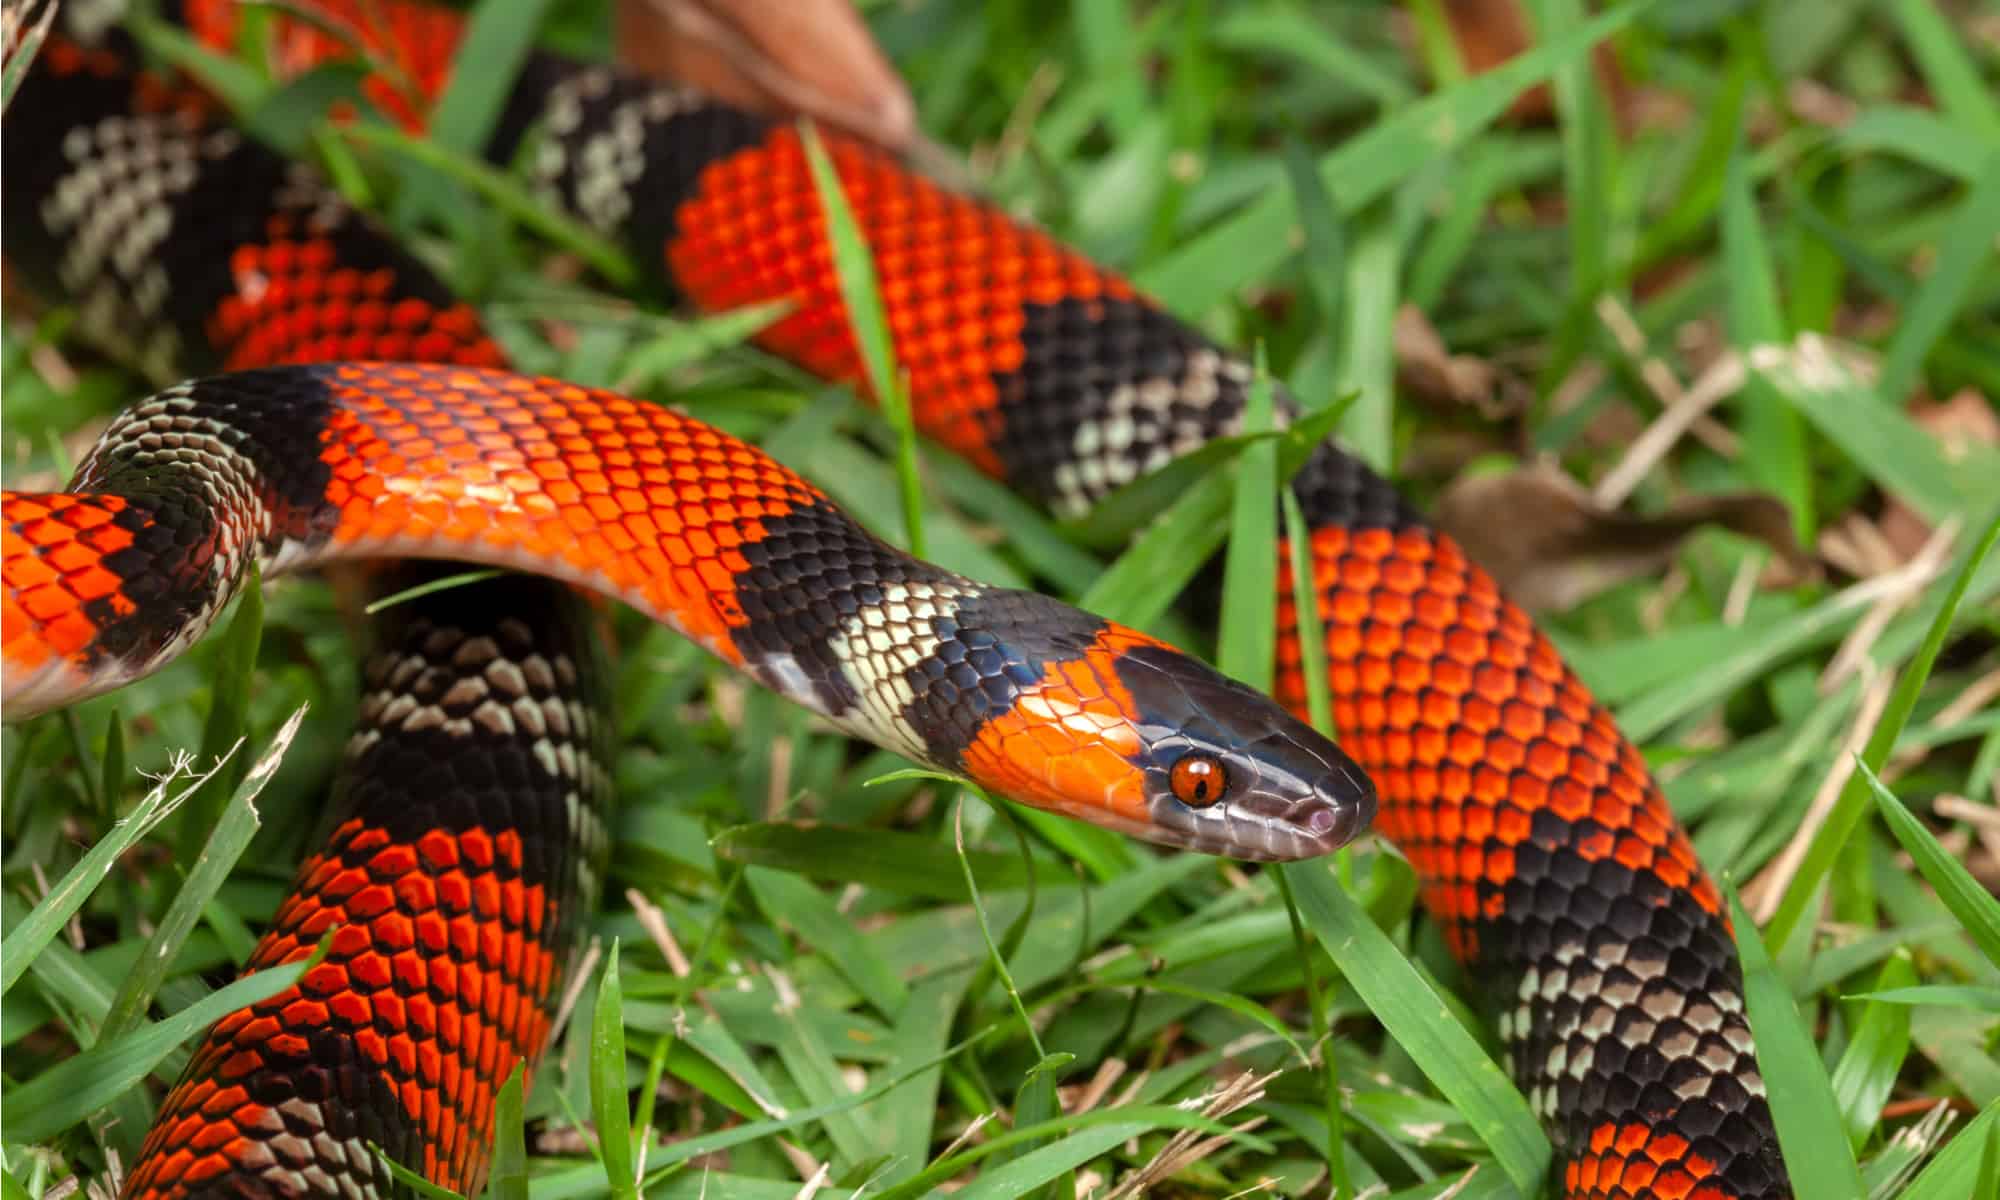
[[1307, 806, 1338, 837]]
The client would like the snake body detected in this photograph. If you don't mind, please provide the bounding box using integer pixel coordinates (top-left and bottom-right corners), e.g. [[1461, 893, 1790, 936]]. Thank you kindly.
[[2, 5, 1788, 1198]]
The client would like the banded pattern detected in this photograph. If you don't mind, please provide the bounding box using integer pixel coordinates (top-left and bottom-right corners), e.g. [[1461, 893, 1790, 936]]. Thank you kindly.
[[5, 360, 1372, 852], [474, 15, 1791, 1196], [125, 572, 612, 1199], [3, 4, 1789, 1199], [5, 31, 1372, 1200], [1, 33, 499, 379], [6, 31, 603, 1200]]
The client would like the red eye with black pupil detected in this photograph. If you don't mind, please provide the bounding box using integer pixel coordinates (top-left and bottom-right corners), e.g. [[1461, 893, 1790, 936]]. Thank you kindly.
[[1170, 755, 1227, 806]]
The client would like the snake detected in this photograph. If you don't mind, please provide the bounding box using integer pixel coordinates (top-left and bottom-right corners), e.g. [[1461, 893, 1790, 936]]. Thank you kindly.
[[0, 4, 1789, 1198]]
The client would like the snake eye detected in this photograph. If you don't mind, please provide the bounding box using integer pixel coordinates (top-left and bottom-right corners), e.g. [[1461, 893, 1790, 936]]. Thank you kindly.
[[1170, 753, 1229, 807]]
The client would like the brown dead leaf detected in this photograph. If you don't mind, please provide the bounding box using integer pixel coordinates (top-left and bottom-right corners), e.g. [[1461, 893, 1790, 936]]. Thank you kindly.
[[1394, 304, 1519, 419], [1438, 0, 1629, 129], [1879, 389, 2000, 562], [1434, 462, 1812, 612], [614, 0, 915, 152]]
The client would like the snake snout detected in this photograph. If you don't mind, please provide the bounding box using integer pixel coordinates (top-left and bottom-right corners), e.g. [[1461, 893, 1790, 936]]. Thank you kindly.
[[1111, 642, 1378, 862], [1222, 731, 1376, 861]]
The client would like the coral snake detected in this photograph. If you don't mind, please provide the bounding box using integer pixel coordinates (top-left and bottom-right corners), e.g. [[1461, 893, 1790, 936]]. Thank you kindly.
[[1, 3, 1788, 1197]]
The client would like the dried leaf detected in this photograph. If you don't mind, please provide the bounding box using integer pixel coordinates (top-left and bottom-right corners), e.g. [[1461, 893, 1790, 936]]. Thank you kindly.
[[615, 0, 914, 151], [1437, 0, 1629, 128], [1434, 463, 1813, 611], [1394, 303, 1518, 418]]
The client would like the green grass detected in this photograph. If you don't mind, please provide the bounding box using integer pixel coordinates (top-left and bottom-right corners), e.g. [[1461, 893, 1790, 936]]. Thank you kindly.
[[5, 2, 2000, 1197]]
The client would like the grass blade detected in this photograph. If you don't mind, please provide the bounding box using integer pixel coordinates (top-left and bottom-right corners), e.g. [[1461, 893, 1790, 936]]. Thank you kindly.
[[1, 748, 237, 998], [3, 937, 326, 1142], [1723, 145, 1811, 537], [1279, 862, 1549, 1196], [746, 865, 908, 1019], [1897, 1103, 1997, 1200], [1216, 349, 1279, 692], [339, 122, 638, 287], [1859, 762, 2000, 970], [1768, 511, 2000, 950], [1282, 489, 1335, 738], [102, 705, 307, 1040], [1729, 892, 1864, 1199], [181, 577, 264, 860], [1828, 951, 1915, 1151], [591, 941, 637, 1199], [485, 1061, 529, 1200], [1885, 0, 2000, 139], [1874, 150, 2000, 409], [713, 822, 1069, 897], [1137, 0, 1652, 314], [0, 0, 57, 115], [800, 122, 925, 557], [1332, 208, 1398, 469]]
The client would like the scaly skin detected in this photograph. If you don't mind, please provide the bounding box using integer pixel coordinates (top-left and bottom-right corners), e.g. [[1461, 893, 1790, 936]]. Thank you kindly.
[[2, 5, 1788, 1197]]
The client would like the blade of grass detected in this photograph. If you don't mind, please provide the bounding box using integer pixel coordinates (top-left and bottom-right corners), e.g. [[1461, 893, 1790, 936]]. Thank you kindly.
[[866, 972, 968, 1174], [911, 1110, 1252, 1200], [99, 713, 128, 821], [1137, 0, 1653, 314], [1216, 348, 1279, 692], [1828, 951, 1915, 1151], [745, 865, 908, 1019], [1723, 145, 1811, 539], [1282, 138, 1346, 336], [1874, 150, 2000, 409], [800, 122, 925, 557], [1525, 0, 1614, 392], [1846, 986, 2000, 1010], [1271, 868, 1347, 1195], [713, 822, 1070, 897], [1767, 511, 2000, 950], [181, 576, 264, 861], [1858, 761, 2000, 969], [1279, 862, 1549, 1197], [124, 8, 271, 113], [1333, 207, 1398, 470], [3, 935, 328, 1143], [102, 706, 308, 1040], [364, 569, 509, 615], [1282, 489, 1336, 737], [954, 799, 1067, 1077], [1840, 107, 1995, 183], [399, 0, 554, 178], [1886, 0, 2000, 139], [486, 1061, 529, 1200], [1728, 891, 1865, 1199], [1898, 1102, 1998, 1200], [1035, 976, 1308, 1066], [1214, 7, 1416, 110], [339, 122, 638, 287], [0, 0, 57, 114], [1062, 402, 1341, 549], [1079, 401, 1352, 631], [638, 1025, 1001, 1175], [373, 1154, 466, 1200], [769, 1000, 881, 1167], [614, 300, 794, 392], [591, 942, 637, 1200], [1, 747, 237, 998]]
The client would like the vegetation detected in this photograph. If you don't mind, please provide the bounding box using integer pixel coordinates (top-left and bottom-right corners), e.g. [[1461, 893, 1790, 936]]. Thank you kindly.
[[4, 1, 1998, 1196]]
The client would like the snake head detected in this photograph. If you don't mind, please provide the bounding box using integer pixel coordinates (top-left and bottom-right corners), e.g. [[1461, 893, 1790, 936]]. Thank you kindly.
[[948, 606, 1375, 862], [1114, 640, 1376, 861]]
